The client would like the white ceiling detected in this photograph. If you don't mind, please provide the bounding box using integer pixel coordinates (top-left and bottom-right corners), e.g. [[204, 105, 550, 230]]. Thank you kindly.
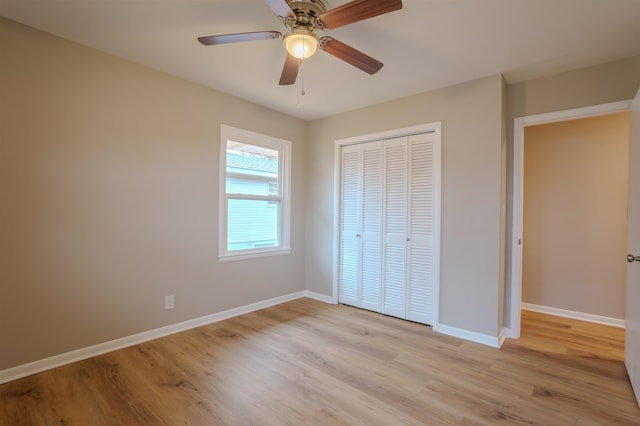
[[2, 0, 640, 121]]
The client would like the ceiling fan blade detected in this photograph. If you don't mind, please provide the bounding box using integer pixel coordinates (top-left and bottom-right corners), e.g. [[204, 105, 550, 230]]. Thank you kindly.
[[198, 31, 281, 46], [279, 53, 299, 85], [263, 0, 296, 18], [320, 37, 383, 75], [318, 0, 402, 30]]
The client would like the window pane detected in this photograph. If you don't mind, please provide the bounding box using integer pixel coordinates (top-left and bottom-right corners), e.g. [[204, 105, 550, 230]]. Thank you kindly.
[[226, 176, 277, 196], [227, 141, 279, 195], [227, 198, 280, 251]]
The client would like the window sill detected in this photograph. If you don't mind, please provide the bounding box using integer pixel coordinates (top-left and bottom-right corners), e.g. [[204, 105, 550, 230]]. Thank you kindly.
[[218, 247, 292, 262]]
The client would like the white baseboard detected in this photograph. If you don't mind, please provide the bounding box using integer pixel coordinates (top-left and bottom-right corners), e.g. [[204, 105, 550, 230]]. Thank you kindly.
[[438, 324, 502, 348], [304, 290, 336, 304], [0, 291, 307, 385], [522, 303, 625, 328]]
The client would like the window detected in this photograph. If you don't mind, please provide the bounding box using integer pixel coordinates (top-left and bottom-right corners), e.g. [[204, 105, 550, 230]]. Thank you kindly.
[[219, 125, 291, 261]]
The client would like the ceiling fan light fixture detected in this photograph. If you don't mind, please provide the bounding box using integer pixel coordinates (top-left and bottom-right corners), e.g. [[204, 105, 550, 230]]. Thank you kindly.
[[283, 27, 318, 59]]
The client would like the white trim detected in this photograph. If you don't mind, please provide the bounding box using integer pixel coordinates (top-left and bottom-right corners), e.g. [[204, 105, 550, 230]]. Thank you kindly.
[[503, 327, 515, 339], [509, 99, 632, 339], [218, 248, 291, 262], [430, 122, 442, 332], [0, 291, 306, 385], [218, 124, 292, 261], [304, 290, 337, 304], [335, 123, 438, 147], [522, 303, 625, 328], [508, 115, 525, 339], [333, 122, 442, 329], [438, 324, 503, 348], [498, 329, 506, 347], [332, 136, 342, 307]]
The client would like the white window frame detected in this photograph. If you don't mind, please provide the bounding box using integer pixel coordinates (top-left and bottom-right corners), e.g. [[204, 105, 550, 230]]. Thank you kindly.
[[219, 124, 292, 262]]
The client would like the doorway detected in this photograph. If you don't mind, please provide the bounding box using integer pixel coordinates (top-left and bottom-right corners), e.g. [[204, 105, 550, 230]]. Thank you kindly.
[[509, 100, 633, 338]]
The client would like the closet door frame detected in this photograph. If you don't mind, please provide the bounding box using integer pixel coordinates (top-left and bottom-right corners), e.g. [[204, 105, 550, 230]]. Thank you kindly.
[[333, 122, 442, 331]]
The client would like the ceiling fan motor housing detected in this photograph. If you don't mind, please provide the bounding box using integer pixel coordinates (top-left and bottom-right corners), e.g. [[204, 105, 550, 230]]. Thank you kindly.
[[285, 0, 327, 29]]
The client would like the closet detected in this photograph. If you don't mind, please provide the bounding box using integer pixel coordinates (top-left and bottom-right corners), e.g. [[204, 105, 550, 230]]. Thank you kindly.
[[338, 128, 440, 326]]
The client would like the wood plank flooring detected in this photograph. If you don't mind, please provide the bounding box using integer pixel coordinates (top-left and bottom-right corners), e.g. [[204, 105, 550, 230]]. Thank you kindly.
[[1, 299, 638, 425]]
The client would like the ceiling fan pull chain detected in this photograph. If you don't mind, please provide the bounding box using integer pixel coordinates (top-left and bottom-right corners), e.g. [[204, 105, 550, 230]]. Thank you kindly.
[[297, 58, 305, 109], [300, 59, 306, 96]]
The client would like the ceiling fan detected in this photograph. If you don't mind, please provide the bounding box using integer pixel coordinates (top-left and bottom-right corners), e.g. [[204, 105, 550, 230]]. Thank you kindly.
[[198, 0, 403, 85]]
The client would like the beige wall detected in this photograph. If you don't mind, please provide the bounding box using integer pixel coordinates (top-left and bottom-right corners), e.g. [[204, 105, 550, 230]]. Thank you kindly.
[[522, 113, 629, 319], [0, 18, 308, 371], [509, 56, 640, 120], [504, 56, 640, 329], [306, 75, 506, 338]]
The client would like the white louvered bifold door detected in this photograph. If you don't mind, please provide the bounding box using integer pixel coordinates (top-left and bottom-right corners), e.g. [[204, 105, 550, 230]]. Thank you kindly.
[[338, 129, 439, 327], [360, 142, 383, 312], [382, 137, 408, 318], [339, 145, 362, 306], [406, 133, 436, 325]]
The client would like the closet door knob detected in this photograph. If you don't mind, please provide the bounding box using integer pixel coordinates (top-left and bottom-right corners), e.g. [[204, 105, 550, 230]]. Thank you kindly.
[[628, 254, 640, 263]]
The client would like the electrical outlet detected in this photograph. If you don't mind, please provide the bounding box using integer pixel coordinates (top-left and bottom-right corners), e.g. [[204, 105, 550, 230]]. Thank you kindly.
[[164, 295, 174, 310]]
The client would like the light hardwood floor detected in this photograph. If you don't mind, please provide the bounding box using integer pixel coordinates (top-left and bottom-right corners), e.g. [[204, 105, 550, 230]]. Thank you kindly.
[[1, 299, 639, 425]]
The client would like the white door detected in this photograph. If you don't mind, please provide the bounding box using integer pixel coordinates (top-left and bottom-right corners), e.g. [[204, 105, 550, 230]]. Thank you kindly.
[[339, 145, 361, 306], [361, 142, 383, 312], [336, 124, 441, 328], [339, 142, 384, 311], [382, 137, 408, 318], [626, 89, 640, 405], [406, 133, 438, 324]]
